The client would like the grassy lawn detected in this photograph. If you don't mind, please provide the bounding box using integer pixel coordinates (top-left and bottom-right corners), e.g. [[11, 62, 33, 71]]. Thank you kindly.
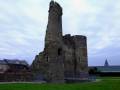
[[0, 77, 120, 90]]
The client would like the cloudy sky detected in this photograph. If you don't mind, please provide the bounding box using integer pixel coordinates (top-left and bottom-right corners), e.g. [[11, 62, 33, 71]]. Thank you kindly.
[[0, 0, 120, 66]]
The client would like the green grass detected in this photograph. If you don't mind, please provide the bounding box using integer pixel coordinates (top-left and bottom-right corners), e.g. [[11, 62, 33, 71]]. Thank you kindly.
[[0, 77, 120, 90]]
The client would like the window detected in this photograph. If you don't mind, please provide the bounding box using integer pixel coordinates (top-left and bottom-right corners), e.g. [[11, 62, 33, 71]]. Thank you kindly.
[[46, 56, 49, 62], [58, 48, 62, 56]]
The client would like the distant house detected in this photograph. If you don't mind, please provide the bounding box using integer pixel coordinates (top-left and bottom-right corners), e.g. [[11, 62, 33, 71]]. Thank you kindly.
[[0, 60, 9, 74], [91, 66, 120, 73], [89, 60, 120, 76], [0, 59, 29, 72], [0, 59, 32, 82]]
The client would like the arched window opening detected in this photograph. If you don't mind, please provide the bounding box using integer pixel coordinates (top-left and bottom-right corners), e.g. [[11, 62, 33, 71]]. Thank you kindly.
[[58, 48, 62, 56]]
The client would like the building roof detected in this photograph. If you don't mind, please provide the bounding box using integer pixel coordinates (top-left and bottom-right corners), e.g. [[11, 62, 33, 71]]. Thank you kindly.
[[0, 59, 28, 66], [90, 66, 120, 72], [0, 60, 6, 64]]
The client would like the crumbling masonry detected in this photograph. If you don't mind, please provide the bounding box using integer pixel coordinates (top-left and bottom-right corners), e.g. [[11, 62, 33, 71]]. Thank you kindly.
[[31, 1, 88, 83]]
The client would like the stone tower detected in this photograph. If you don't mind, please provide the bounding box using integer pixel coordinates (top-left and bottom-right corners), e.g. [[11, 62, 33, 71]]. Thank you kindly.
[[31, 1, 88, 83], [44, 1, 64, 83]]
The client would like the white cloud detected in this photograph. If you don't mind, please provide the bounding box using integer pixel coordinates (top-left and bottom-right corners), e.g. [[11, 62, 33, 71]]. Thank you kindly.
[[0, 0, 120, 65]]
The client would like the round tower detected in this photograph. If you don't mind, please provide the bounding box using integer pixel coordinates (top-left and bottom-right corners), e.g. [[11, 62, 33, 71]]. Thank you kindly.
[[44, 1, 64, 83], [45, 1, 63, 46]]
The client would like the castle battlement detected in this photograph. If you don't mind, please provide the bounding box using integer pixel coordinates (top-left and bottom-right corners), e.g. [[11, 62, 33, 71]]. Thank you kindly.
[[49, 1, 62, 16]]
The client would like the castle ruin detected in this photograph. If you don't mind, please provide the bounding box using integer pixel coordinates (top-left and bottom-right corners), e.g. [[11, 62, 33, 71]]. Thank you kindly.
[[31, 1, 88, 83]]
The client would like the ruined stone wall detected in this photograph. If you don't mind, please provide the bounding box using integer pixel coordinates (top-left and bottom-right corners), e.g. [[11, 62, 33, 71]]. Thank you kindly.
[[63, 34, 88, 77], [31, 1, 88, 83], [63, 34, 75, 77], [72, 35, 88, 73]]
